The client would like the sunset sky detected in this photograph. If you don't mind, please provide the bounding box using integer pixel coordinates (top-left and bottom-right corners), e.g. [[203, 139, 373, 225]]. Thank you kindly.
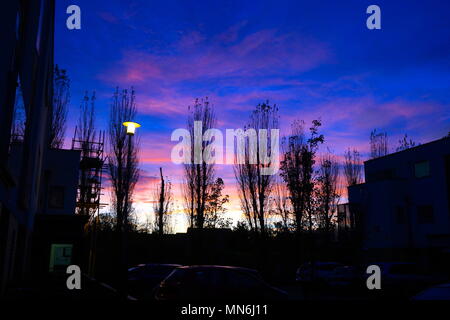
[[55, 0, 450, 232]]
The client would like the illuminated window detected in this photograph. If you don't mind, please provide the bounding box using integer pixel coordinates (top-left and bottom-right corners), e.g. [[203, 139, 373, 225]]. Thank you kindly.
[[414, 161, 430, 178], [49, 244, 73, 272]]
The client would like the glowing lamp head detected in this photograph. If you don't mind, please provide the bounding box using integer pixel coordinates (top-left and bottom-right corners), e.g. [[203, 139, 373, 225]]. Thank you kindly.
[[123, 121, 141, 136]]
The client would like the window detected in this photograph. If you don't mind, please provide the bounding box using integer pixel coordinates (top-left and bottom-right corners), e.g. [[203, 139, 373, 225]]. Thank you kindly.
[[414, 161, 430, 178], [164, 269, 187, 284], [226, 271, 261, 289], [190, 269, 223, 287], [417, 205, 434, 224], [49, 244, 73, 272], [150, 265, 178, 276], [48, 186, 65, 209]]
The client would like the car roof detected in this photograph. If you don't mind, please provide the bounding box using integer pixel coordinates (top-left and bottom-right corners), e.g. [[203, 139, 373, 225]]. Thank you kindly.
[[303, 261, 343, 265], [177, 265, 259, 273], [369, 262, 416, 267], [133, 263, 182, 268]]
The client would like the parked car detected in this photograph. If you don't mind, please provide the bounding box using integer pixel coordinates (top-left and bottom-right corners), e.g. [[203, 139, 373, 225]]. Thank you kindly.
[[412, 283, 450, 300], [327, 265, 365, 288], [374, 262, 434, 287], [154, 265, 288, 301], [295, 262, 344, 283], [365, 262, 446, 298], [128, 263, 182, 299]]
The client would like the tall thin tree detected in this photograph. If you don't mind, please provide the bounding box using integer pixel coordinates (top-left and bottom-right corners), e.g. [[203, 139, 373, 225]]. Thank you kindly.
[[153, 167, 172, 236], [50, 65, 70, 149], [316, 153, 340, 235], [183, 98, 216, 229], [271, 176, 292, 233], [370, 129, 388, 159], [343, 148, 363, 187], [280, 120, 324, 233], [204, 178, 230, 229], [108, 88, 140, 296], [234, 102, 279, 236]]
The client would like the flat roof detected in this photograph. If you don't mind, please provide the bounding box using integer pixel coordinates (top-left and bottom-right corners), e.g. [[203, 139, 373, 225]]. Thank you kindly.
[[364, 136, 449, 164]]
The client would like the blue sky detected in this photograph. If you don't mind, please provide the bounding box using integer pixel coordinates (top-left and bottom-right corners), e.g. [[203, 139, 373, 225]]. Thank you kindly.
[[54, 0, 450, 230]]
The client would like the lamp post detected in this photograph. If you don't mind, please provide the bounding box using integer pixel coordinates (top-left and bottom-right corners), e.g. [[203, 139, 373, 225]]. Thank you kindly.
[[122, 121, 140, 217], [120, 121, 140, 298]]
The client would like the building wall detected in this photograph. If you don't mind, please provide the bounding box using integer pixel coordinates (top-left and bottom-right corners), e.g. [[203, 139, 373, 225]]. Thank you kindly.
[[349, 137, 450, 252], [0, 0, 55, 294], [39, 149, 81, 216]]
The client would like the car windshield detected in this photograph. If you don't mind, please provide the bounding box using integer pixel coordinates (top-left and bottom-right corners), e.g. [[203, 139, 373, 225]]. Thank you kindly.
[[128, 266, 141, 273], [241, 269, 262, 280], [164, 268, 186, 283], [148, 265, 178, 275], [128, 266, 145, 276], [226, 270, 262, 288]]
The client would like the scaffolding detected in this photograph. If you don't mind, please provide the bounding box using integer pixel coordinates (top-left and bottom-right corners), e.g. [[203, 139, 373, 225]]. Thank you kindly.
[[71, 127, 107, 275]]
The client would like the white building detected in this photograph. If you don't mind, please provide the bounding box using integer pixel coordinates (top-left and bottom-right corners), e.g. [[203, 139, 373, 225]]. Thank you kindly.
[[347, 136, 450, 262]]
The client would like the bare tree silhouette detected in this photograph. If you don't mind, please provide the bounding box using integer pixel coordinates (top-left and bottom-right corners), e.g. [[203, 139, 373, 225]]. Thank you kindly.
[[108, 87, 140, 297], [183, 98, 216, 229], [343, 148, 363, 187], [108, 88, 140, 232], [77, 92, 97, 151], [234, 102, 279, 236], [280, 120, 324, 234], [49, 65, 70, 149], [153, 167, 172, 236], [370, 129, 388, 159], [316, 152, 340, 235], [271, 176, 293, 233], [396, 134, 417, 152], [204, 178, 231, 228]]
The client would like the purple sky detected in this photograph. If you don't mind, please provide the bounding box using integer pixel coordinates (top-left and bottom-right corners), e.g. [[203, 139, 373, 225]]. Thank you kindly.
[[55, 0, 450, 231]]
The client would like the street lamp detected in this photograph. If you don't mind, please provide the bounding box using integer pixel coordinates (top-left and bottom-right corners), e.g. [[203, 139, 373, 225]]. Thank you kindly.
[[122, 121, 141, 136], [119, 120, 140, 298], [122, 120, 140, 180], [122, 121, 140, 179], [121, 120, 140, 211]]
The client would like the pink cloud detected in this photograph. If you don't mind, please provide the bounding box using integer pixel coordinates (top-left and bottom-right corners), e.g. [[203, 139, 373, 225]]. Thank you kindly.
[[97, 27, 331, 117]]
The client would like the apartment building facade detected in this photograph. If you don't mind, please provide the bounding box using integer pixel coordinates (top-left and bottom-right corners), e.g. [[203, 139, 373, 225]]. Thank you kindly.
[[347, 136, 450, 262], [0, 0, 55, 294]]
